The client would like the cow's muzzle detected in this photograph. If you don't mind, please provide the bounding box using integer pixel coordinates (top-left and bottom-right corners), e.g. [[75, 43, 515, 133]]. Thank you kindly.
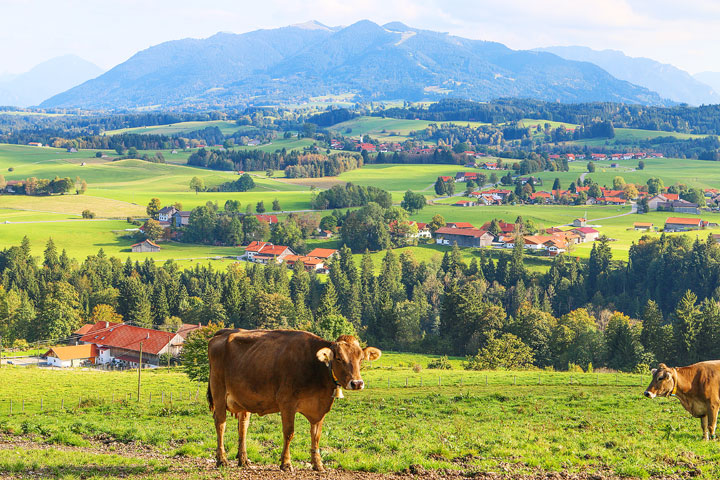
[[348, 380, 364, 390], [644, 390, 656, 398]]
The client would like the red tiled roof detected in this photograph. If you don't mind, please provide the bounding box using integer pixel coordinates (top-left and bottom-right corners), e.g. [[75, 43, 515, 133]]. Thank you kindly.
[[306, 248, 337, 259], [245, 241, 271, 253], [177, 323, 202, 339], [663, 193, 679, 201], [131, 239, 159, 248], [80, 324, 177, 355], [665, 217, 701, 225], [600, 196, 625, 203], [283, 255, 324, 266], [260, 245, 291, 256], [74, 324, 94, 335], [446, 222, 474, 229], [573, 227, 599, 234], [434, 227, 490, 238]]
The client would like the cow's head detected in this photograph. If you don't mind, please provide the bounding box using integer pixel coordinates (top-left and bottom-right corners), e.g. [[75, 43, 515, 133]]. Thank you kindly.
[[644, 363, 675, 398], [316, 335, 381, 391]]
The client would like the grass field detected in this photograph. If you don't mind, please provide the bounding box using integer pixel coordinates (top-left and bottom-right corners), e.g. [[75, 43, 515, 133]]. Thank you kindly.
[[330, 116, 490, 142], [104, 120, 246, 136], [0, 356, 716, 479]]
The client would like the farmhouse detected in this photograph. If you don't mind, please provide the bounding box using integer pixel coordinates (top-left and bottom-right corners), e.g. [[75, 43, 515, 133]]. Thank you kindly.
[[243, 241, 295, 263], [172, 211, 191, 227], [434, 227, 493, 248], [572, 227, 600, 242], [523, 235, 554, 250], [131, 239, 160, 253], [158, 206, 177, 222], [282, 255, 326, 272], [446, 222, 474, 229], [657, 200, 700, 214], [544, 238, 567, 256], [306, 248, 338, 260], [664, 217, 702, 232], [480, 220, 516, 235], [42, 344, 98, 368], [454, 199, 476, 207], [27, 142, 42, 147], [80, 322, 183, 367], [573, 218, 586, 227]]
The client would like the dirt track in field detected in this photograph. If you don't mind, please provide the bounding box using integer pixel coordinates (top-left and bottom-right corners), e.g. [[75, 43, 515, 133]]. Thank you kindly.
[[0, 435, 683, 479]]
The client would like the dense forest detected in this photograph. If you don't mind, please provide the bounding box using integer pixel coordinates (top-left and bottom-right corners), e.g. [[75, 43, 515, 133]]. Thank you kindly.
[[2, 231, 720, 372], [376, 98, 720, 135]]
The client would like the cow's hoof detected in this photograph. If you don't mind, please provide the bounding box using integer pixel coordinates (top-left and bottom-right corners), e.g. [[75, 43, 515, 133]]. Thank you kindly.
[[238, 458, 250, 468], [216, 457, 229, 468], [280, 463, 294, 472], [312, 463, 326, 472]]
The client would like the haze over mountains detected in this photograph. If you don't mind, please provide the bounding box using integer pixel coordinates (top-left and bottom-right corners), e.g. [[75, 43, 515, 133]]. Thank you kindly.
[[536, 46, 720, 106], [41, 20, 671, 110], [0, 55, 103, 107]]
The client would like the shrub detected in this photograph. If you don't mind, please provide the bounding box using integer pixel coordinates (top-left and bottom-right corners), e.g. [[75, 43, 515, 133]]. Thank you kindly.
[[568, 363, 584, 373], [412, 363, 422, 373], [464, 332, 534, 370], [427, 355, 452, 370], [81, 209, 96, 219]]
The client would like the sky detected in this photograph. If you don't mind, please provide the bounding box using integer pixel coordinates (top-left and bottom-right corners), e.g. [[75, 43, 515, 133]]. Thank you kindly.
[[1, 0, 719, 75]]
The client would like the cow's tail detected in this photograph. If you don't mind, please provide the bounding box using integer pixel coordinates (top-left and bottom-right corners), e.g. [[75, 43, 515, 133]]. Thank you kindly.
[[207, 382, 214, 412]]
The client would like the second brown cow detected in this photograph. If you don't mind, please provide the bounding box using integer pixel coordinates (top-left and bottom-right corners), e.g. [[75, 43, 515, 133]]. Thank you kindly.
[[644, 361, 720, 440], [207, 329, 381, 471]]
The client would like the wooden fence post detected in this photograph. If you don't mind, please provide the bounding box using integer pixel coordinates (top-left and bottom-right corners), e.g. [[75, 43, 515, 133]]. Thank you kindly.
[[485, 375, 488, 386], [61, 399, 64, 410], [438, 376, 441, 387], [9, 399, 12, 415], [513, 375, 516, 385], [405, 377, 408, 387], [161, 392, 164, 403], [40, 398, 43, 412], [22, 398, 24, 413]]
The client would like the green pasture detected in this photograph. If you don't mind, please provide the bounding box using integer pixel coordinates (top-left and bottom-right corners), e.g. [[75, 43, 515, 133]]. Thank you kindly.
[[0, 358, 717, 478], [337, 164, 464, 192], [330, 116, 490, 142], [0, 219, 242, 262], [567, 128, 713, 148], [104, 120, 245, 136]]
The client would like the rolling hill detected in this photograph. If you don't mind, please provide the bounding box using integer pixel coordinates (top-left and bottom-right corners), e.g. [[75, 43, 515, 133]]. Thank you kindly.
[[537, 46, 719, 106], [41, 20, 668, 110], [0, 55, 103, 107]]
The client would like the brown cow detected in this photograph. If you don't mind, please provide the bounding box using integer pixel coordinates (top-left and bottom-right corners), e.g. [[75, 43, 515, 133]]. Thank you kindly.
[[207, 329, 381, 471], [644, 361, 720, 440]]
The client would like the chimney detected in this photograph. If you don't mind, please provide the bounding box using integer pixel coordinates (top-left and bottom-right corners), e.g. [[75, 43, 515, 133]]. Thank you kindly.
[[104, 322, 109, 328]]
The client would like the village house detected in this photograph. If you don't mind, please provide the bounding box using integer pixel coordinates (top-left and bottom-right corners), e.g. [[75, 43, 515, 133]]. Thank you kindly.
[[454, 199, 476, 207], [523, 235, 554, 250], [243, 241, 295, 263], [131, 239, 160, 253], [158, 206, 177, 222], [42, 344, 99, 368], [80, 322, 184, 367], [571, 227, 600, 242], [657, 199, 700, 214], [572, 218, 586, 227], [664, 217, 703, 232], [27, 142, 43, 147], [544, 238, 567, 256], [283, 255, 326, 272], [446, 222, 474, 229], [633, 222, 654, 231], [434, 227, 494, 248], [314, 229, 334, 239], [480, 220, 516, 235], [172, 211, 191, 227], [306, 248, 338, 260]]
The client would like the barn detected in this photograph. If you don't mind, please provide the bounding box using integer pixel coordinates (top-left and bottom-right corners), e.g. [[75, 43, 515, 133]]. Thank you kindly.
[[42, 344, 98, 368], [131, 239, 160, 253]]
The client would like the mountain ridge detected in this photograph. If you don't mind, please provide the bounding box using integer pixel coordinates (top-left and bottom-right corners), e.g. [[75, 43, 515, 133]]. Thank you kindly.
[[536, 45, 719, 106], [41, 20, 670, 110]]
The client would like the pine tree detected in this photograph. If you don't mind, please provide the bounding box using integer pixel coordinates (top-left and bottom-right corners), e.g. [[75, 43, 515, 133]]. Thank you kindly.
[[673, 290, 702, 364], [316, 281, 339, 320], [640, 300, 665, 363]]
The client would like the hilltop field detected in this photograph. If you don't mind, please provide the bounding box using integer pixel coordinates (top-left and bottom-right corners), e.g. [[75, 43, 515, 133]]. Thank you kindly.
[[1, 116, 720, 268], [0, 353, 714, 479]]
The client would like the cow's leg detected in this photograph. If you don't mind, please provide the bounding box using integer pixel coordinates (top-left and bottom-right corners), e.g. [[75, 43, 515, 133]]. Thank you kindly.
[[279, 408, 296, 471], [213, 407, 229, 467], [310, 418, 325, 472], [709, 404, 719, 440], [237, 410, 251, 467], [701, 415, 710, 440]]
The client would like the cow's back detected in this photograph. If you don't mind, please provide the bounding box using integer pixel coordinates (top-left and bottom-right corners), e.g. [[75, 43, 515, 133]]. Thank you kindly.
[[210, 329, 330, 415]]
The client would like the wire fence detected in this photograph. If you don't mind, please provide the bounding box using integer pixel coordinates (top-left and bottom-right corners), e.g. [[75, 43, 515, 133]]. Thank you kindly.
[[0, 371, 652, 417]]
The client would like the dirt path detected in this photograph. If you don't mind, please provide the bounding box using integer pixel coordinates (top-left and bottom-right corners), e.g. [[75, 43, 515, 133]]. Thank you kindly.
[[0, 435, 640, 479]]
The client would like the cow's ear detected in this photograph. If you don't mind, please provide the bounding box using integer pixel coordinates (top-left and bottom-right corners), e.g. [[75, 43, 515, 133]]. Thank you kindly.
[[316, 347, 333, 364], [363, 347, 382, 361], [658, 363, 667, 369], [651, 368, 657, 376]]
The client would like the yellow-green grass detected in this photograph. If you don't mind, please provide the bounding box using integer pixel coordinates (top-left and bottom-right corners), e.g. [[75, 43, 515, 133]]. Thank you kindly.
[[330, 116, 490, 142], [232, 137, 317, 153], [0, 220, 242, 261], [1, 360, 716, 478], [567, 128, 714, 147], [337, 164, 463, 192], [0, 195, 147, 218], [0, 209, 77, 221], [104, 120, 246, 136]]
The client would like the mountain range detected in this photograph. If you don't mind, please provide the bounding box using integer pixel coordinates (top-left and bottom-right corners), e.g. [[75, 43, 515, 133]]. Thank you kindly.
[[0, 55, 103, 107], [41, 20, 671, 110], [536, 46, 719, 106]]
